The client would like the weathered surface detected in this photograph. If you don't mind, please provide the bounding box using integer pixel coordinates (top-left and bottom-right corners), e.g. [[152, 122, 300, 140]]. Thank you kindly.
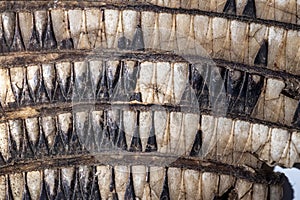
[[0, 0, 299, 199]]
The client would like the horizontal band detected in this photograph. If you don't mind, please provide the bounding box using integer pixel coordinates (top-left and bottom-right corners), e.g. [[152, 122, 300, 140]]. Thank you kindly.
[[1, 59, 299, 129], [0, 0, 299, 29], [0, 6, 299, 75], [0, 108, 299, 168], [0, 159, 284, 199]]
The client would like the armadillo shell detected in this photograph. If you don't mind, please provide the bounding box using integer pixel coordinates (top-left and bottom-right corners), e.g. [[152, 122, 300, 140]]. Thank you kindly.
[[0, 1, 299, 199]]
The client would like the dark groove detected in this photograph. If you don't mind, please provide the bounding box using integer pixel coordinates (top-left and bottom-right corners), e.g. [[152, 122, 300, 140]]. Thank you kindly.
[[124, 169, 136, 200], [160, 168, 170, 200], [242, 0, 256, 18], [254, 40, 268, 66], [223, 0, 236, 15], [282, 174, 294, 200], [190, 130, 202, 156], [214, 186, 237, 199]]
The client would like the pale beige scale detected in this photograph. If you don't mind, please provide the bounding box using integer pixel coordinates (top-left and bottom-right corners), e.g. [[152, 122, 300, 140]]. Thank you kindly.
[[51, 9, 71, 48], [96, 165, 113, 199], [18, 11, 34, 49], [198, 114, 300, 167], [26, 171, 42, 200], [25, 118, 40, 149], [132, 165, 147, 199], [253, 78, 299, 126], [114, 166, 129, 200], [212, 17, 231, 60], [41, 116, 57, 150], [139, 111, 152, 152], [0, 68, 15, 108]]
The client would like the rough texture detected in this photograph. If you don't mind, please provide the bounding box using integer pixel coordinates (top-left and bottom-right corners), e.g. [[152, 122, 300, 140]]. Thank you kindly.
[[0, 0, 298, 199]]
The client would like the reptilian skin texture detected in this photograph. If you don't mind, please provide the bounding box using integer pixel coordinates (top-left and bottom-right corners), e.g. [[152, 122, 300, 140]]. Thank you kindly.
[[0, 0, 299, 199]]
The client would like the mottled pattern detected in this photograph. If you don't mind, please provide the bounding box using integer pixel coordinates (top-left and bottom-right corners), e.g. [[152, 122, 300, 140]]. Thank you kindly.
[[0, 1, 299, 199]]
